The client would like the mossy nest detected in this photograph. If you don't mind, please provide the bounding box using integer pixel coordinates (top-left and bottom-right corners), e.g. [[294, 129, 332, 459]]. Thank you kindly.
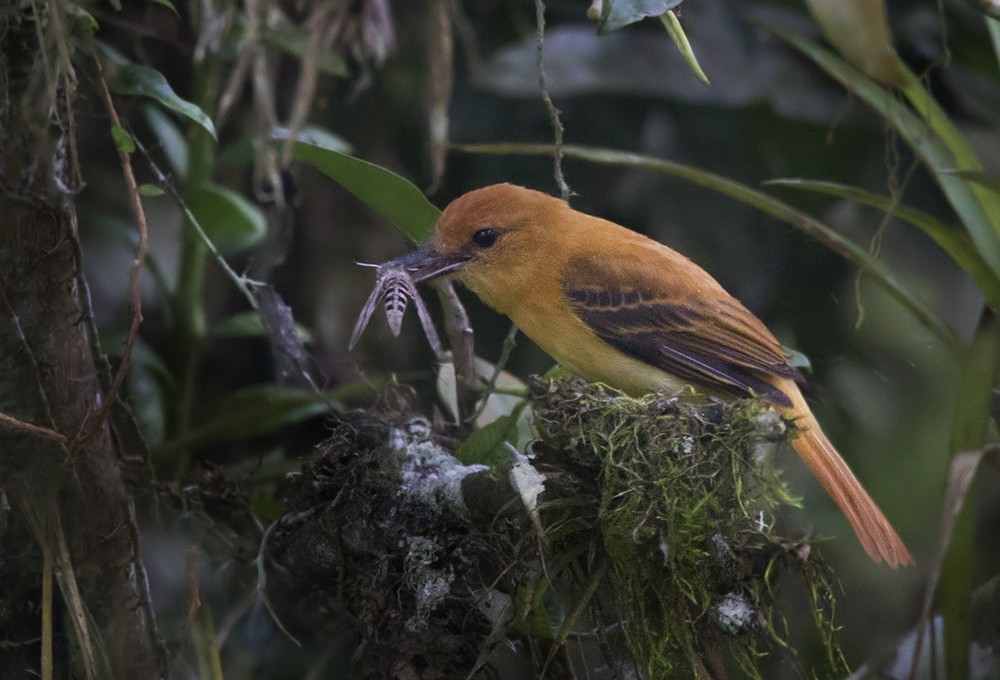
[[270, 413, 517, 679], [271, 378, 846, 679], [529, 378, 845, 678]]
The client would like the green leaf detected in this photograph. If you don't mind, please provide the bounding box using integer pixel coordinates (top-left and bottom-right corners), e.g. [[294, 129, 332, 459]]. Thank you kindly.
[[146, 0, 178, 15], [456, 142, 960, 352], [142, 104, 189, 178], [111, 125, 135, 154], [109, 63, 217, 140], [185, 184, 267, 255], [251, 491, 286, 524], [991, 19, 1000, 68], [658, 11, 709, 85], [67, 3, 99, 34], [275, 126, 352, 154], [768, 178, 1000, 306], [155, 385, 344, 454], [597, 0, 681, 34], [941, 309, 1000, 680], [279, 131, 441, 243], [138, 183, 165, 197], [211, 311, 314, 343], [220, 127, 352, 167], [453, 416, 521, 468], [770, 26, 1000, 283], [952, 170, 1000, 195], [804, 0, 902, 85], [895, 62, 1000, 258], [510, 583, 556, 639]]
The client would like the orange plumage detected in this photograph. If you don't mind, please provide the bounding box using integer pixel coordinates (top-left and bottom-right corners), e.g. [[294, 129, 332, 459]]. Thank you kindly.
[[402, 183, 911, 567]]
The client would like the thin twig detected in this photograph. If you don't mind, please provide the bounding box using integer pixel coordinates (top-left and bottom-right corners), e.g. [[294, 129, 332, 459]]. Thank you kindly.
[[0, 411, 68, 445], [21, 498, 103, 680], [174, 546, 202, 667], [435, 280, 478, 423], [542, 557, 611, 676], [256, 522, 302, 647], [127, 498, 170, 676], [51, 507, 107, 680], [65, 201, 154, 472], [533, 0, 571, 202], [91, 70, 149, 438], [133, 137, 262, 312], [41, 530, 53, 680], [468, 324, 519, 424], [853, 137, 920, 331]]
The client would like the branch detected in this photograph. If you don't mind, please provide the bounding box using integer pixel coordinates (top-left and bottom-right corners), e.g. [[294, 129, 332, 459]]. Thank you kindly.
[[0, 411, 68, 446], [468, 324, 519, 424], [533, 0, 571, 202], [133, 137, 263, 312], [89, 70, 149, 438], [435, 280, 478, 424]]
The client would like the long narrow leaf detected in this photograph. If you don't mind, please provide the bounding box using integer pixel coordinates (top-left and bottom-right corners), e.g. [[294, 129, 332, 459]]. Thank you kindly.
[[895, 64, 984, 176], [941, 308, 1000, 680], [456, 142, 959, 351], [991, 18, 1000, 67], [910, 447, 990, 678], [767, 178, 1000, 305], [952, 170, 1000, 195], [278, 132, 441, 243], [658, 11, 709, 85], [770, 26, 1000, 282], [896, 62, 1000, 245], [154, 383, 370, 454]]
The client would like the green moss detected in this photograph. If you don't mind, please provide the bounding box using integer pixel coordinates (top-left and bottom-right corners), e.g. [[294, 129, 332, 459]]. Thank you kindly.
[[531, 378, 847, 678]]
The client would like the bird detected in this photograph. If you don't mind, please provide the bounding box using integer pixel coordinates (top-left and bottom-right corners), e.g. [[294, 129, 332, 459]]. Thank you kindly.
[[394, 182, 912, 567]]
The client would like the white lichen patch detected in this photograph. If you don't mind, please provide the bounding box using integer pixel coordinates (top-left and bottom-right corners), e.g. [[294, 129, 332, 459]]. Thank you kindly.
[[391, 418, 488, 520], [713, 592, 762, 635], [404, 536, 455, 632], [679, 434, 695, 454], [508, 444, 546, 532]]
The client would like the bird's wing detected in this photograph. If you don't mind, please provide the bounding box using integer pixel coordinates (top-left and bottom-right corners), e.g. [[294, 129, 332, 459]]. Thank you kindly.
[[563, 251, 798, 407]]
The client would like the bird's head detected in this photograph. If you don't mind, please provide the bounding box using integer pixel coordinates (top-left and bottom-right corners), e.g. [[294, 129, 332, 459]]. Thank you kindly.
[[390, 183, 567, 307]]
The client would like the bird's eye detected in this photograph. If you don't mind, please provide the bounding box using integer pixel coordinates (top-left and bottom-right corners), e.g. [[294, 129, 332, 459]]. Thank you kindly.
[[472, 228, 499, 248]]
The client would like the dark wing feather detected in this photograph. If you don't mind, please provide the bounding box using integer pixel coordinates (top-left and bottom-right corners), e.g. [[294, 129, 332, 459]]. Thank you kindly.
[[564, 253, 798, 407]]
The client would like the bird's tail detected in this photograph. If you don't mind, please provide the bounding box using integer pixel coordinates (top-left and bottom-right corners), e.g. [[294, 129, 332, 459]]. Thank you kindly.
[[784, 386, 913, 567]]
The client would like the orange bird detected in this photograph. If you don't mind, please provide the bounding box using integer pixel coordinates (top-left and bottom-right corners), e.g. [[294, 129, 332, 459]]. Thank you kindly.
[[393, 183, 912, 567]]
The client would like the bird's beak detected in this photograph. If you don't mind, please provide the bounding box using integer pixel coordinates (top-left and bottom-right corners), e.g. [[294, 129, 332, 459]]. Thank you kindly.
[[387, 243, 471, 283]]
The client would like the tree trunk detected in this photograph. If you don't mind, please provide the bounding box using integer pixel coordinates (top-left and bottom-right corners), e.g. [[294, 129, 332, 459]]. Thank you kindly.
[[0, 3, 160, 678]]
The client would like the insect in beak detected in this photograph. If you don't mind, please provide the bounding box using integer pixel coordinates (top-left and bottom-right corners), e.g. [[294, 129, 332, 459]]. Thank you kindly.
[[385, 243, 471, 283], [349, 244, 470, 354]]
